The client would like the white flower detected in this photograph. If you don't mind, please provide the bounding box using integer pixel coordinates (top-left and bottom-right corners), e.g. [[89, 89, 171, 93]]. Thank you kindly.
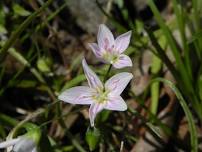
[[59, 59, 133, 126], [89, 24, 132, 69], [0, 136, 37, 152]]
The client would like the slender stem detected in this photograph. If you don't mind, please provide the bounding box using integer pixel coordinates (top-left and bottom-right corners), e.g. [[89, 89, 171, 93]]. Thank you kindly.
[[103, 64, 112, 83]]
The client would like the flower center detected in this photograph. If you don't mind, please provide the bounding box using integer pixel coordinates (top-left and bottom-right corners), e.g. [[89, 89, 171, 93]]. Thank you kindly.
[[93, 89, 109, 103], [102, 51, 118, 64]]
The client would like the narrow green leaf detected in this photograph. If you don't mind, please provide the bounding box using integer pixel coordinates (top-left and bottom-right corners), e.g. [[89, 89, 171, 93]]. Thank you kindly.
[[148, 0, 192, 93], [17, 80, 37, 88], [61, 74, 86, 92], [152, 78, 198, 152], [172, 0, 192, 79], [8, 48, 45, 83], [13, 4, 31, 16], [8, 48, 29, 66], [150, 54, 161, 115]]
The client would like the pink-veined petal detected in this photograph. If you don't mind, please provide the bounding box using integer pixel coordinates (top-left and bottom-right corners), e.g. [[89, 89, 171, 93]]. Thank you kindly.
[[89, 103, 105, 127], [82, 59, 103, 90], [97, 24, 114, 50], [114, 31, 132, 54], [58, 86, 94, 105], [88, 43, 105, 58], [105, 95, 127, 111], [112, 54, 132, 69], [105, 72, 133, 95]]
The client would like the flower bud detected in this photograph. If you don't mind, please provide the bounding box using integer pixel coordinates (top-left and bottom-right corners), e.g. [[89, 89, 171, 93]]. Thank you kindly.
[[85, 127, 101, 151]]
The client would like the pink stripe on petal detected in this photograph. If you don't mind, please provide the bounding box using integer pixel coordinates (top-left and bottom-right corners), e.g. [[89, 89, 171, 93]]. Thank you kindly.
[[105, 72, 133, 95], [97, 24, 114, 50], [58, 86, 94, 105], [82, 59, 103, 90], [113, 54, 132, 69], [88, 43, 104, 58], [105, 95, 127, 111], [114, 31, 132, 54], [89, 103, 105, 127]]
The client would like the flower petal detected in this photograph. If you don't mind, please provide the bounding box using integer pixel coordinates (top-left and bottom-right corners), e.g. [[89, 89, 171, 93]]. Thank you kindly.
[[112, 54, 132, 69], [13, 137, 36, 152], [89, 103, 105, 127], [82, 59, 103, 90], [97, 24, 114, 50], [32, 148, 37, 152], [88, 43, 104, 58], [58, 86, 94, 105], [105, 72, 133, 95], [114, 31, 132, 54], [0, 138, 20, 149], [105, 95, 127, 111]]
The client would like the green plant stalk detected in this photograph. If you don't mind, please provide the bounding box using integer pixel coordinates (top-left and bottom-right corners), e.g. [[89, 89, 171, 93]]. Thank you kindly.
[[150, 82, 160, 115], [150, 54, 161, 115], [148, 0, 192, 94], [152, 78, 198, 152], [145, 28, 181, 86], [146, 28, 202, 119], [147, 0, 202, 119], [191, 0, 202, 60], [0, 113, 18, 126], [103, 64, 112, 83], [61, 74, 86, 92], [0, 0, 53, 61], [192, 0, 200, 31], [172, 0, 192, 80], [8, 48, 45, 83]]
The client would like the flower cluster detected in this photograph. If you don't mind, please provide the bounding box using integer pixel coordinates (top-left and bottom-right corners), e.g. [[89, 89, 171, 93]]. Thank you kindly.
[[59, 24, 133, 127]]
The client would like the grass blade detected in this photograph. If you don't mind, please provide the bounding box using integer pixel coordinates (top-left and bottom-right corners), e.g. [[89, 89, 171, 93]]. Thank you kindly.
[[148, 0, 192, 93], [151, 78, 198, 152]]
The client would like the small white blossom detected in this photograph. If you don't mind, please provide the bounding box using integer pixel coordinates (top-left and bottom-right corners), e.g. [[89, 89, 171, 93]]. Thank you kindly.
[[0, 136, 37, 152], [59, 59, 133, 126], [89, 24, 132, 69]]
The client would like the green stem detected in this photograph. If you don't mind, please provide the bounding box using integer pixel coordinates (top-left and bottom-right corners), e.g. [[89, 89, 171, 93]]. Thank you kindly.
[[103, 64, 112, 82]]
